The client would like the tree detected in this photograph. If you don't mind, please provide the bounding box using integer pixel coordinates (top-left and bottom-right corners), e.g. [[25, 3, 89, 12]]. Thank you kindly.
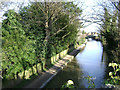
[[2, 10, 36, 79], [112, 0, 120, 62], [100, 8, 111, 46], [20, 2, 82, 68], [100, 5, 120, 62]]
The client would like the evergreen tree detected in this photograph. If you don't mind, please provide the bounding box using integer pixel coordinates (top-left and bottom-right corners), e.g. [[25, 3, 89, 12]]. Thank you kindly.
[[20, 3, 47, 71], [100, 7, 119, 62], [101, 8, 111, 46], [2, 10, 36, 79]]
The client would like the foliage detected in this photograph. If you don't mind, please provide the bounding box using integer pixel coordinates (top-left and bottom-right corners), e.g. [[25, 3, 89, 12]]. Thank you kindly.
[[2, 10, 36, 79], [61, 80, 75, 89], [105, 63, 120, 85], [85, 75, 96, 88], [61, 76, 96, 89], [100, 6, 120, 88], [20, 2, 82, 62], [82, 30, 86, 34], [101, 8, 115, 48], [100, 7, 119, 62], [2, 2, 83, 80], [20, 3, 48, 71]]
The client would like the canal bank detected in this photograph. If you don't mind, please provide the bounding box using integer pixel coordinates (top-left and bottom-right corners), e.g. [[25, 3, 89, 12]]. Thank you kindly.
[[45, 40, 109, 88], [24, 41, 87, 88]]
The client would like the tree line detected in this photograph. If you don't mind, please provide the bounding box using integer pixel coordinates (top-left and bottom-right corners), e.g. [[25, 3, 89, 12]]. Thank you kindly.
[[100, 0, 120, 63], [1, 2, 82, 80]]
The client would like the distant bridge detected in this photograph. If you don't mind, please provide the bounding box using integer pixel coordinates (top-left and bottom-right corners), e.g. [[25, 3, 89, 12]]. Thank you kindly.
[[85, 32, 101, 41]]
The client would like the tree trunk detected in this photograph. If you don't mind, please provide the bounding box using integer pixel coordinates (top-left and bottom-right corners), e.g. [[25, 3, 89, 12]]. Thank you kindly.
[[44, 2, 50, 42]]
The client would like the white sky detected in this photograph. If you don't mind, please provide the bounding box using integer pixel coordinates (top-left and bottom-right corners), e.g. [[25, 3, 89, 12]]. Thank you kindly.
[[0, 0, 102, 32], [80, 0, 100, 33]]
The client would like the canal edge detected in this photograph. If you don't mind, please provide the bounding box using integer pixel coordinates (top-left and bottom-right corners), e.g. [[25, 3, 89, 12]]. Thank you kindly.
[[24, 40, 87, 88]]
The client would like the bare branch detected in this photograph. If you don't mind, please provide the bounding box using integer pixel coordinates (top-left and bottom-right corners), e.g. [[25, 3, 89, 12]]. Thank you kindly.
[[110, 0, 120, 11]]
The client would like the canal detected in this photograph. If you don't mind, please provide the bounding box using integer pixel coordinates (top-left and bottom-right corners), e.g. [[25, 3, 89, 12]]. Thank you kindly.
[[45, 40, 108, 88]]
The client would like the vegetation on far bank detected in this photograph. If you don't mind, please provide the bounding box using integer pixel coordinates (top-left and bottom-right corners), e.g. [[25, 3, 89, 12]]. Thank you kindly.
[[100, 1, 120, 86]]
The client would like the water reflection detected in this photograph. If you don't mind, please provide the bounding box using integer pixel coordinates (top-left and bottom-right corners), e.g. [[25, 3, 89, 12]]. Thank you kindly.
[[45, 40, 107, 88], [45, 59, 85, 88], [76, 40, 106, 88]]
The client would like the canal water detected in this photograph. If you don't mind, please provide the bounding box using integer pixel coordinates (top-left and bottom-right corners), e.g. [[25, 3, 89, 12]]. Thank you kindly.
[[45, 40, 108, 88]]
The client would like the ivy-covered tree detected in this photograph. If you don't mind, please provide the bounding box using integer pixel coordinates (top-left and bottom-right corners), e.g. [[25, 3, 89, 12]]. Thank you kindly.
[[20, 3, 47, 71], [20, 2, 82, 67]]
